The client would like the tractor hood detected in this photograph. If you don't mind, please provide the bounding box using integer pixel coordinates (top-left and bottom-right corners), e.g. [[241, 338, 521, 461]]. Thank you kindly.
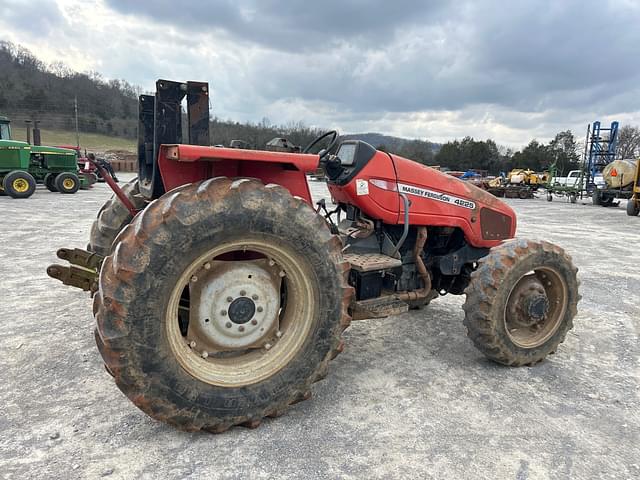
[[328, 145, 517, 248], [30, 145, 77, 156], [390, 153, 517, 245], [391, 154, 512, 212], [0, 139, 30, 149]]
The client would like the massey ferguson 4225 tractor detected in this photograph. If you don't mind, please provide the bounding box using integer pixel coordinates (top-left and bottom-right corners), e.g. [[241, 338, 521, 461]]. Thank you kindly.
[[48, 80, 579, 432]]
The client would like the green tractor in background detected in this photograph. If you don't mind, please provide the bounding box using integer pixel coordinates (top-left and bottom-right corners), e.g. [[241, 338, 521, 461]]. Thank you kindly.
[[0, 116, 88, 199]]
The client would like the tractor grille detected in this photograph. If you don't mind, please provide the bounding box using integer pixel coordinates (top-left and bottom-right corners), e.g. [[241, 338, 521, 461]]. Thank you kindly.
[[480, 207, 512, 240]]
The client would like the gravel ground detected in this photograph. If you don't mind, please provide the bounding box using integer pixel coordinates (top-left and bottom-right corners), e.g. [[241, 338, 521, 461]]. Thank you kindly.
[[1, 175, 638, 480]]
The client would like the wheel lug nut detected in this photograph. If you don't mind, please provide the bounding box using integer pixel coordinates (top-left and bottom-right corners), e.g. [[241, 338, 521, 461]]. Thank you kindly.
[[240, 290, 246, 296], [252, 294, 259, 300], [220, 310, 227, 316], [226, 296, 233, 302], [238, 326, 245, 332], [264, 343, 272, 350], [190, 275, 198, 282], [279, 271, 286, 277], [251, 319, 258, 325], [257, 306, 263, 313], [268, 259, 275, 266], [204, 262, 211, 270], [225, 322, 232, 328], [276, 331, 283, 338], [189, 341, 196, 348], [201, 351, 209, 359]]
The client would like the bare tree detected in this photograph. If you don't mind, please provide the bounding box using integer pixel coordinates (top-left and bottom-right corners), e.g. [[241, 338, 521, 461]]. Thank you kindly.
[[617, 125, 640, 159]]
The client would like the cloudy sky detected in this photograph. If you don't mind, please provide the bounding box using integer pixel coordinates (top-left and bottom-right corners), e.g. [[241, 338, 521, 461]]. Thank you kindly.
[[1, 0, 639, 147]]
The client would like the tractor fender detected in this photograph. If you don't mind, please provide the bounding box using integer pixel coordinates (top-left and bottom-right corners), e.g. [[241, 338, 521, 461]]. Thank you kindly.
[[157, 144, 318, 204]]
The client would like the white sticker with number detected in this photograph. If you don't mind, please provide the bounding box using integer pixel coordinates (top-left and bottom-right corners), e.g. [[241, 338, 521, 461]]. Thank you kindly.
[[356, 179, 369, 196]]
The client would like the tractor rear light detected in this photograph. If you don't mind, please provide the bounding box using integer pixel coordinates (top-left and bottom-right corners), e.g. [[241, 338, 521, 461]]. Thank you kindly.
[[165, 146, 180, 160], [369, 179, 398, 191]]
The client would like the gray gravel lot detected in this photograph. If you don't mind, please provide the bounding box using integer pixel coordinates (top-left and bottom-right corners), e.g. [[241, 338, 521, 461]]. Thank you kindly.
[[1, 175, 639, 479]]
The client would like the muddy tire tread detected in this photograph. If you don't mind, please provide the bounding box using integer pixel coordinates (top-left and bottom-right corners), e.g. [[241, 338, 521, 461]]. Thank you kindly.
[[88, 179, 147, 256], [94, 177, 353, 432], [462, 238, 580, 366]]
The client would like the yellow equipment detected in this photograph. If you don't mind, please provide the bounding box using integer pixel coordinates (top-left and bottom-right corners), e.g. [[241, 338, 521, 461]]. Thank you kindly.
[[507, 169, 545, 186]]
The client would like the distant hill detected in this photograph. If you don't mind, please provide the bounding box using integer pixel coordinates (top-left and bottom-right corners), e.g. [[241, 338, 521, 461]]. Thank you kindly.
[[343, 132, 440, 164], [0, 40, 438, 162], [0, 41, 139, 139], [343, 132, 440, 152]]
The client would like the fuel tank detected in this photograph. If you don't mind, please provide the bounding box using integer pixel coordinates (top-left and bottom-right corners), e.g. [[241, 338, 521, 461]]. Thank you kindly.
[[602, 159, 637, 189], [328, 144, 516, 248]]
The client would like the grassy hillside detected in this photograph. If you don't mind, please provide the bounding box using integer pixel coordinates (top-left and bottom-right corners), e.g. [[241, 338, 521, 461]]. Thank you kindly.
[[1, 41, 138, 140], [10, 126, 135, 152]]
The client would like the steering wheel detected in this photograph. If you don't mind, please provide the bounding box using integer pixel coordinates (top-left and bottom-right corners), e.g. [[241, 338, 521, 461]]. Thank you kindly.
[[303, 130, 339, 159]]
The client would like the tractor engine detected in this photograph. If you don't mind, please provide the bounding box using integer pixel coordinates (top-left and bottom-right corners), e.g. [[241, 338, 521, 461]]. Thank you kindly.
[[321, 139, 515, 316]]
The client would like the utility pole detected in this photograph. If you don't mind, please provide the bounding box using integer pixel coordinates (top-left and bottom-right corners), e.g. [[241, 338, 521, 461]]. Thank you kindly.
[[74, 96, 80, 148]]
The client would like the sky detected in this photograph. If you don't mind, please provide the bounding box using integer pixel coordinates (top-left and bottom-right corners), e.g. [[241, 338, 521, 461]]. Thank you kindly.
[[1, 0, 639, 147]]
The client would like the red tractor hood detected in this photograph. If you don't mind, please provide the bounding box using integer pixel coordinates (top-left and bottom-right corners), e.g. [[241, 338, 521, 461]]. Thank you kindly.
[[392, 154, 512, 212], [329, 151, 517, 249]]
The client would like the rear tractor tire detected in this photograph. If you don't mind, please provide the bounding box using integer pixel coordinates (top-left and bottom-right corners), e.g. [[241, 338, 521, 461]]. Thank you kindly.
[[3, 170, 36, 199], [626, 199, 640, 217], [44, 173, 58, 192], [88, 179, 147, 256], [94, 178, 353, 432], [463, 239, 579, 366], [54, 172, 80, 194]]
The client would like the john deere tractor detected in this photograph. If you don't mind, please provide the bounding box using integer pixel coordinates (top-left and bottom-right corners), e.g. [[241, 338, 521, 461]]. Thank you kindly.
[[0, 116, 83, 198]]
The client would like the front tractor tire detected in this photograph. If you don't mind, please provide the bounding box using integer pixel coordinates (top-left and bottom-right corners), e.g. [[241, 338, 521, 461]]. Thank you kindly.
[[463, 239, 579, 366], [54, 172, 80, 194], [94, 178, 352, 432], [627, 198, 640, 217]]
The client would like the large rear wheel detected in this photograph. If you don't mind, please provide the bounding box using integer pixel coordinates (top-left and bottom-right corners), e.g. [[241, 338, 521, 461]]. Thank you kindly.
[[44, 173, 58, 192], [94, 178, 352, 432], [3, 170, 36, 199], [463, 239, 579, 366], [55, 172, 80, 194], [88, 179, 146, 255]]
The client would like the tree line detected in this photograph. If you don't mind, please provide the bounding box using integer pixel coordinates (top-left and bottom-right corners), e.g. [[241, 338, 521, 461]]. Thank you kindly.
[[0, 41, 140, 138], [432, 131, 581, 176], [431, 125, 640, 176], [2, 40, 638, 175]]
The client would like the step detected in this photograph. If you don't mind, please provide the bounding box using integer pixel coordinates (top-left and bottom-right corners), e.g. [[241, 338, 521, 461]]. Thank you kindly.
[[351, 295, 409, 320], [343, 252, 402, 272]]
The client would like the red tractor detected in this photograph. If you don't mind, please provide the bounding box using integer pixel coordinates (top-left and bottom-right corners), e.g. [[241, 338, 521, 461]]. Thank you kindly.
[[48, 80, 579, 433]]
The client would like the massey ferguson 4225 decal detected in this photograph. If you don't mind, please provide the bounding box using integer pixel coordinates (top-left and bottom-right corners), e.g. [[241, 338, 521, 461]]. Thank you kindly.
[[397, 183, 476, 210]]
